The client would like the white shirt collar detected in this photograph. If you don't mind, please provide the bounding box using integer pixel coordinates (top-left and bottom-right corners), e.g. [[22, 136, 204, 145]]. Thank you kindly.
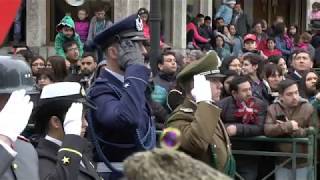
[[45, 135, 62, 146], [106, 68, 124, 83]]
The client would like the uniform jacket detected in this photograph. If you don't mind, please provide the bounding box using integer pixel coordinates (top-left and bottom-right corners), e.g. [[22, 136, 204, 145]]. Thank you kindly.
[[36, 135, 101, 180], [54, 16, 83, 58], [264, 98, 314, 167], [217, 96, 267, 149], [88, 65, 156, 163], [0, 138, 40, 180], [165, 99, 231, 172]]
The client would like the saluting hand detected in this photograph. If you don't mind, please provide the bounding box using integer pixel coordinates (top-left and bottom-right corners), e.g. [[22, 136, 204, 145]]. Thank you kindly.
[[191, 74, 212, 103], [0, 90, 33, 142]]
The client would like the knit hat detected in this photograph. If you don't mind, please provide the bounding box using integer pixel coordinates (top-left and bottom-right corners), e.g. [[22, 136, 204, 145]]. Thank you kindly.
[[123, 148, 232, 180]]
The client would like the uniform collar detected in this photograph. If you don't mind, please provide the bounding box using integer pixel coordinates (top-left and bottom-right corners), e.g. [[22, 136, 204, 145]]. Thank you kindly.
[[45, 135, 62, 146], [106, 68, 124, 83]]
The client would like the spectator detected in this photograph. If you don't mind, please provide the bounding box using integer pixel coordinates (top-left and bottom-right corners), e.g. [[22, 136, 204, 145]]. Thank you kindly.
[[287, 49, 313, 82], [46, 56, 68, 82], [184, 50, 205, 65], [241, 34, 267, 59], [263, 63, 284, 104], [75, 8, 90, 43], [221, 70, 239, 98], [30, 55, 46, 78], [288, 24, 299, 45], [186, 15, 210, 50], [274, 22, 294, 59], [252, 21, 268, 50], [310, 2, 320, 23], [152, 51, 177, 106], [264, 79, 314, 180], [262, 37, 282, 58], [242, 54, 269, 101], [200, 16, 214, 40], [36, 68, 55, 89], [261, 19, 268, 33], [166, 52, 235, 176], [78, 52, 97, 88], [214, 35, 231, 60], [268, 16, 285, 36], [55, 16, 83, 58], [299, 71, 319, 101], [268, 55, 288, 75], [228, 24, 243, 57], [295, 32, 315, 58], [215, 0, 236, 25], [220, 55, 242, 75], [63, 41, 81, 75], [231, 3, 251, 37], [218, 76, 267, 180], [311, 20, 320, 49], [87, 6, 113, 43]]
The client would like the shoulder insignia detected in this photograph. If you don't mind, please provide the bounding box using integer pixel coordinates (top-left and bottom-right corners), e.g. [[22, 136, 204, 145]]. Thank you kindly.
[[17, 135, 30, 143], [179, 108, 194, 113], [62, 156, 71, 165]]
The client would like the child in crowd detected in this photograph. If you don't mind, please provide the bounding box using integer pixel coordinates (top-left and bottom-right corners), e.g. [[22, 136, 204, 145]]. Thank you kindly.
[[54, 16, 83, 58], [310, 2, 320, 23], [75, 8, 90, 43], [262, 37, 282, 58], [87, 6, 113, 42]]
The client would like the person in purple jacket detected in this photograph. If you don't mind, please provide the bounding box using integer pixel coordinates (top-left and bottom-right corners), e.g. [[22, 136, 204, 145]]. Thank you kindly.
[[75, 8, 90, 43]]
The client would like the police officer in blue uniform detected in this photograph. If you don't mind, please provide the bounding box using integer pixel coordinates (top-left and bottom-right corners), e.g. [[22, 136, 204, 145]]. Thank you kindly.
[[87, 14, 156, 179]]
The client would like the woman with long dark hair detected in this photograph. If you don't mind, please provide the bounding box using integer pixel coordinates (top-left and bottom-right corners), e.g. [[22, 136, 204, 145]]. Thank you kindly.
[[46, 56, 68, 82]]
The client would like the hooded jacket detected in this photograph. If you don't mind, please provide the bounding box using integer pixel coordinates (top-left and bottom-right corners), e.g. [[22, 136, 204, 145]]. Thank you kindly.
[[55, 16, 83, 58], [264, 97, 314, 167]]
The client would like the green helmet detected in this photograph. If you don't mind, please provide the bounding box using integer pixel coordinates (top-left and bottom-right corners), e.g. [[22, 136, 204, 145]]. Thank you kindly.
[[0, 56, 37, 94]]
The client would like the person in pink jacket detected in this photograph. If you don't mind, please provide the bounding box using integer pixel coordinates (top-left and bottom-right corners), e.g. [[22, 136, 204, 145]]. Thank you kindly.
[[75, 8, 90, 43], [186, 15, 210, 49]]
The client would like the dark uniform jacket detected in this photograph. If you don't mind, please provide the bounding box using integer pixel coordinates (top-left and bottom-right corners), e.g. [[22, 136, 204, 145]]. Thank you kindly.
[[0, 138, 40, 180], [36, 135, 101, 180], [166, 99, 232, 172], [88, 64, 156, 162]]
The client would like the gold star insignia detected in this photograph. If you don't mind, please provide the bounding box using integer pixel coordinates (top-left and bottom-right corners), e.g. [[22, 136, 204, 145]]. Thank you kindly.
[[62, 156, 70, 165]]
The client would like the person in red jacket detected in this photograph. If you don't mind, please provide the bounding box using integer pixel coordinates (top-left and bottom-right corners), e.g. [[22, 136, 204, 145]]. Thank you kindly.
[[262, 37, 282, 58]]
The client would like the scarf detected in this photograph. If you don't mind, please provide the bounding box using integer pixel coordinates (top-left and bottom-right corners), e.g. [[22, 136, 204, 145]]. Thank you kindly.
[[234, 98, 259, 124]]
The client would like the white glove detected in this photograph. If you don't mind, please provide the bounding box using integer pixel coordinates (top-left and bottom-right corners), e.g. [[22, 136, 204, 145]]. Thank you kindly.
[[63, 103, 83, 136], [191, 74, 212, 103], [0, 90, 33, 142]]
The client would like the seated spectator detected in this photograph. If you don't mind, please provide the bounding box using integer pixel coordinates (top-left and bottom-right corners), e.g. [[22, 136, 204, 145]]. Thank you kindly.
[[262, 37, 282, 58], [242, 54, 269, 102], [287, 49, 313, 82], [262, 63, 284, 104], [228, 24, 243, 57], [268, 55, 288, 75], [241, 34, 267, 59], [264, 79, 314, 180], [220, 56, 242, 75], [152, 51, 177, 106], [199, 16, 214, 41], [30, 55, 46, 78], [214, 35, 231, 60], [166, 52, 235, 176], [186, 15, 210, 50], [55, 16, 83, 58], [36, 68, 55, 90], [46, 56, 68, 82], [218, 76, 267, 180], [310, 20, 320, 49], [215, 0, 236, 25], [252, 21, 268, 50], [274, 23, 293, 60], [294, 32, 315, 58], [288, 24, 299, 44]]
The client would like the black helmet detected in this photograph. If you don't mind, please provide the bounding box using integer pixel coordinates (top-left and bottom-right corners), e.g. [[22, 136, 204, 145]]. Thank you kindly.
[[0, 56, 37, 94]]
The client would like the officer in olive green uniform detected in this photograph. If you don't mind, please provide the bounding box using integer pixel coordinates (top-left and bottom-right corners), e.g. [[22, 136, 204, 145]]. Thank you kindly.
[[165, 52, 235, 177]]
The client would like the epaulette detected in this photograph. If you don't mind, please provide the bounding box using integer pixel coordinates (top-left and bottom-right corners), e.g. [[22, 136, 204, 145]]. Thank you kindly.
[[179, 107, 194, 113], [17, 135, 30, 143]]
